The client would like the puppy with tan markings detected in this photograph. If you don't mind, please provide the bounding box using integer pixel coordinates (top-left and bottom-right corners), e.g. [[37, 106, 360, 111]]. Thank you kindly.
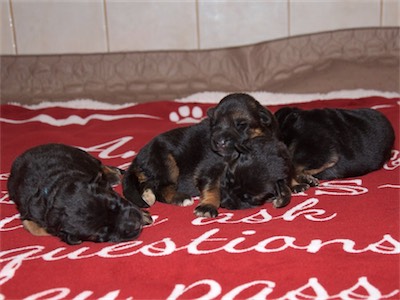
[[219, 136, 294, 210], [275, 107, 395, 182], [7, 143, 152, 245], [123, 93, 280, 218]]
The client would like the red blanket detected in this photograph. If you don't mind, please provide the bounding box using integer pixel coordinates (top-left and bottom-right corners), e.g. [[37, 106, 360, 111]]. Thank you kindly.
[[1, 97, 399, 299]]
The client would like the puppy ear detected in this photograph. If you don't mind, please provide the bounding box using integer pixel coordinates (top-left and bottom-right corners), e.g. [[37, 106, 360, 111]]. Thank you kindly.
[[275, 107, 300, 126], [24, 188, 47, 219], [207, 107, 215, 119], [259, 108, 274, 126]]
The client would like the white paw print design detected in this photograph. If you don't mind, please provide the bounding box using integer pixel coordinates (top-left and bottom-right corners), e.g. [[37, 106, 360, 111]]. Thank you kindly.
[[169, 105, 204, 124]]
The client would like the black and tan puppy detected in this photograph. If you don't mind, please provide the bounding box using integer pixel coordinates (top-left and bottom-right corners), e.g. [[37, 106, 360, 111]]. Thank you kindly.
[[275, 107, 395, 181], [123, 93, 279, 218], [219, 136, 293, 210], [7, 143, 152, 245]]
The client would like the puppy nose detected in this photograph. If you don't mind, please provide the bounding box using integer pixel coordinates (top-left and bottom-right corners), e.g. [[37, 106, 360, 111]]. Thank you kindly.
[[133, 220, 142, 232], [214, 138, 228, 149], [122, 221, 142, 239]]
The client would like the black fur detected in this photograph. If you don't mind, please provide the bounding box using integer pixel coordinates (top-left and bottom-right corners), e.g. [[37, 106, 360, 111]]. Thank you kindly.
[[220, 136, 293, 210], [7, 143, 152, 245], [123, 93, 279, 218], [275, 107, 395, 180]]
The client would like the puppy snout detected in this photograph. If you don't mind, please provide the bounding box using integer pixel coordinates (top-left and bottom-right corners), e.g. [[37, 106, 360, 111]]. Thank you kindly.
[[131, 220, 143, 235], [211, 130, 238, 153], [213, 138, 229, 150], [113, 205, 145, 241], [212, 137, 237, 157], [119, 219, 143, 241]]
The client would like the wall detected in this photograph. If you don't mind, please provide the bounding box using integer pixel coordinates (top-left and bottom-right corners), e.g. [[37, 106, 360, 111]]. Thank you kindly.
[[1, 0, 399, 56]]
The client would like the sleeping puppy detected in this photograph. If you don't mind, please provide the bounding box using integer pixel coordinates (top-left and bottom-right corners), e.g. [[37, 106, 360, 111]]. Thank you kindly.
[[7, 143, 152, 245], [275, 107, 395, 181], [219, 136, 293, 210], [123, 93, 279, 218]]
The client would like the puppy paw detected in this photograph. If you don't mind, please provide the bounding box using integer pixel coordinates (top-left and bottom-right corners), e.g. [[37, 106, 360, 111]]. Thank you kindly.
[[273, 195, 291, 208], [142, 189, 156, 206], [273, 189, 291, 208], [170, 193, 193, 206], [181, 198, 194, 206], [298, 174, 319, 187], [102, 166, 124, 185], [194, 204, 218, 218], [274, 180, 291, 208], [142, 210, 154, 226], [307, 176, 319, 187], [292, 183, 310, 193]]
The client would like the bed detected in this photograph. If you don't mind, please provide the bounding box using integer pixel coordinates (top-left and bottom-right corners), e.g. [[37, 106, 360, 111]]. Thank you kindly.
[[1, 28, 399, 299]]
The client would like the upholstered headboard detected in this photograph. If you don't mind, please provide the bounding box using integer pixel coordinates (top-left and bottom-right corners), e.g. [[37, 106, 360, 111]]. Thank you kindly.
[[1, 28, 399, 104]]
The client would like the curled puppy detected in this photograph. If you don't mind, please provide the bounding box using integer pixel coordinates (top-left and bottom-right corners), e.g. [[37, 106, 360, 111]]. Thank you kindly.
[[275, 107, 395, 182], [123, 93, 279, 218], [7, 143, 152, 245], [219, 136, 293, 210]]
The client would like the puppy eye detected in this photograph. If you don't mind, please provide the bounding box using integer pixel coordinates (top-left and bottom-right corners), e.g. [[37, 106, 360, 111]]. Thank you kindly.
[[236, 121, 248, 130]]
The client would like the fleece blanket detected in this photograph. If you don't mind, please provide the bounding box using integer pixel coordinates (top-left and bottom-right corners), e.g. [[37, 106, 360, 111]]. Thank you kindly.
[[0, 92, 399, 300]]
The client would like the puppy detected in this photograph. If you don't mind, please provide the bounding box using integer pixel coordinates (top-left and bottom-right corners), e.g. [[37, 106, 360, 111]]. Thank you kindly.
[[219, 136, 293, 210], [123, 93, 279, 218], [275, 107, 395, 181], [7, 143, 152, 245]]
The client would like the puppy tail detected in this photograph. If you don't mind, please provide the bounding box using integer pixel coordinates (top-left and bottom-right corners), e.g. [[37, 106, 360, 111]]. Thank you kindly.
[[122, 170, 150, 208]]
